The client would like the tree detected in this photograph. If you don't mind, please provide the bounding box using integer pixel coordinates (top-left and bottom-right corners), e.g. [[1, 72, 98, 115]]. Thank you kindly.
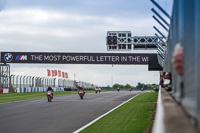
[[112, 82, 158, 90], [113, 83, 121, 89], [124, 83, 131, 88], [136, 82, 143, 89]]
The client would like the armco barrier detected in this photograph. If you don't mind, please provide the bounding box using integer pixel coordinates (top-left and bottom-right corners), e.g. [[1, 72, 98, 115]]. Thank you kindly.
[[4, 89, 9, 93], [0, 89, 9, 94], [24, 88, 26, 93], [1, 87, 64, 93], [15, 87, 63, 93]]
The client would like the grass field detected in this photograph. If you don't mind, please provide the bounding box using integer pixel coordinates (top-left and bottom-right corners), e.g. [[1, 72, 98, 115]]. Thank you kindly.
[[80, 92, 158, 133], [0, 90, 95, 103]]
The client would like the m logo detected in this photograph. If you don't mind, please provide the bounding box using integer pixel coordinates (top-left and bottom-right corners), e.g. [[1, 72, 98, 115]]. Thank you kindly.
[[15, 55, 27, 60]]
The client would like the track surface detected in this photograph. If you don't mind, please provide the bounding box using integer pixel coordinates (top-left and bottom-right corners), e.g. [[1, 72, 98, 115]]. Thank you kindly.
[[0, 91, 145, 133]]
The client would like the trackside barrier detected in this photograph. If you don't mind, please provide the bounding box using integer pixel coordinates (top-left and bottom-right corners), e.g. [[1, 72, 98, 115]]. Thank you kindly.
[[0, 88, 3, 94], [25, 88, 31, 92], [0, 88, 9, 94], [0, 87, 64, 94], [16, 87, 64, 93], [3, 89, 9, 93], [157, 0, 200, 131]]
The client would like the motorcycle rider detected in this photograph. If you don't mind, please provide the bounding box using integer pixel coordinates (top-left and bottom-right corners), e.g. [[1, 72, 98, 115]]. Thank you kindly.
[[78, 86, 85, 94], [47, 86, 53, 99], [98, 87, 101, 93], [95, 87, 98, 93]]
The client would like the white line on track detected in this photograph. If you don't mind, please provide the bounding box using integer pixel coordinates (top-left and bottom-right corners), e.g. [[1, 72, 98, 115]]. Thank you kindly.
[[73, 93, 140, 133]]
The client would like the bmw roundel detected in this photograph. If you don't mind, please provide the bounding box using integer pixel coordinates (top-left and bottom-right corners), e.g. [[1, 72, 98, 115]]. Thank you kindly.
[[4, 53, 13, 62]]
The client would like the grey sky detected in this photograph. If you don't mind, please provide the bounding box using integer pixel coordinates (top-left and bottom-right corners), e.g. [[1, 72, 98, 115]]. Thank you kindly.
[[0, 0, 173, 86]]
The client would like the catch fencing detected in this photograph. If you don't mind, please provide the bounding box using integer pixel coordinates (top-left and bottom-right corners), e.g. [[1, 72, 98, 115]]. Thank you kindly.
[[162, 0, 200, 130], [8, 75, 98, 93]]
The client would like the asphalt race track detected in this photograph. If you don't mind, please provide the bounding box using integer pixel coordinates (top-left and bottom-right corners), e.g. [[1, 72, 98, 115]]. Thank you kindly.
[[0, 91, 146, 133]]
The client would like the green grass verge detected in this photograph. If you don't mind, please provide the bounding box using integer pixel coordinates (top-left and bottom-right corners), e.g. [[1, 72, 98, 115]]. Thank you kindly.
[[80, 92, 158, 133], [0, 90, 95, 103]]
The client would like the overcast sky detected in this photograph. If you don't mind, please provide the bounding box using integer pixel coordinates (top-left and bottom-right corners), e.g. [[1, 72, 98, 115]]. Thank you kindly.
[[0, 0, 173, 87]]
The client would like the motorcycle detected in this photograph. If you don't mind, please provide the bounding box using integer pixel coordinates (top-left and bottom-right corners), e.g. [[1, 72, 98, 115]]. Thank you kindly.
[[46, 91, 53, 102], [78, 90, 85, 99]]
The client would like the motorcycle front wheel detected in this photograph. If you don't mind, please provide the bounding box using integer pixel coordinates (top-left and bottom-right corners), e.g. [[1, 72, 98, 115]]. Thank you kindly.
[[48, 97, 51, 102]]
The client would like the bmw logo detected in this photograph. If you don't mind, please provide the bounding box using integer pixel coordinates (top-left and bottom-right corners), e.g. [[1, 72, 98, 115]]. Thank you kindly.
[[4, 53, 13, 62]]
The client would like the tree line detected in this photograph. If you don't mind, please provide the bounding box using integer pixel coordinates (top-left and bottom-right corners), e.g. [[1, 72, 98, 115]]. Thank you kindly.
[[112, 82, 158, 90]]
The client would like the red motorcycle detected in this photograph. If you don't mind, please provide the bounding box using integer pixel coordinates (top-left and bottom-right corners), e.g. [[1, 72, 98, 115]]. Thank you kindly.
[[78, 90, 85, 99], [46, 91, 53, 102]]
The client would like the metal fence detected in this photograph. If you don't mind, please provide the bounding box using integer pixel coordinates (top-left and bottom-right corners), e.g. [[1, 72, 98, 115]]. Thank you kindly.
[[162, 0, 200, 130], [9, 75, 98, 90]]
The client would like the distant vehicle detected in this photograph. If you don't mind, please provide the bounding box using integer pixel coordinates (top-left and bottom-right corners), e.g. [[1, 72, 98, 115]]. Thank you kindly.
[[98, 88, 101, 93], [95, 87, 101, 93], [46, 91, 53, 102], [141, 88, 144, 91], [95, 87, 98, 94]]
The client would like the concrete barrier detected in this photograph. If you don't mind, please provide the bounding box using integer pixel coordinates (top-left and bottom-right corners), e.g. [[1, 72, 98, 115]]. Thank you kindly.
[[0, 89, 9, 94], [3, 89, 9, 93], [1, 87, 63, 94]]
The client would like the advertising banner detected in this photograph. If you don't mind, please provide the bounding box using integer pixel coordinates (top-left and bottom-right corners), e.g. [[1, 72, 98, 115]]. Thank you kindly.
[[1, 52, 157, 65]]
